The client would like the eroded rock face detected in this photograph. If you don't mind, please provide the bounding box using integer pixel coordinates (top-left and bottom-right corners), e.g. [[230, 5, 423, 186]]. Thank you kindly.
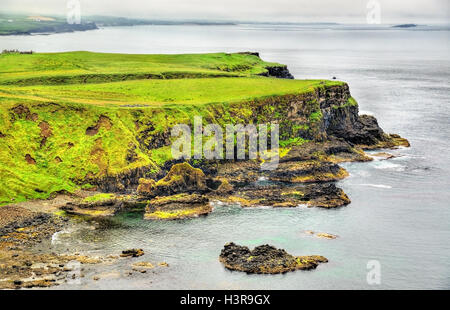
[[263, 65, 294, 79], [137, 178, 156, 196], [139, 162, 208, 197], [138, 163, 215, 220], [219, 243, 327, 274]]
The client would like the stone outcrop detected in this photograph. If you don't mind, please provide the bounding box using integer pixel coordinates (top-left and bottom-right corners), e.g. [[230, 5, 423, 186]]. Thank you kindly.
[[263, 65, 294, 79], [120, 249, 144, 258], [217, 182, 350, 209], [138, 162, 208, 197], [139, 163, 214, 220], [268, 160, 349, 183], [59, 193, 138, 217], [144, 193, 212, 220], [219, 243, 327, 274]]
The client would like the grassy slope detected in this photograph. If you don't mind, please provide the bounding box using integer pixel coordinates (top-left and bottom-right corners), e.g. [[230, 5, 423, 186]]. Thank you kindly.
[[0, 14, 64, 35], [0, 14, 96, 35], [0, 14, 227, 35], [1, 78, 340, 106], [0, 52, 345, 205]]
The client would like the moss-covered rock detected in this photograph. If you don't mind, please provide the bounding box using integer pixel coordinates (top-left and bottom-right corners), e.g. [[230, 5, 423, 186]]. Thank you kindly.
[[138, 162, 208, 197], [268, 160, 349, 183], [137, 178, 156, 196], [217, 183, 350, 209], [144, 193, 212, 220], [59, 193, 138, 217], [219, 242, 327, 274]]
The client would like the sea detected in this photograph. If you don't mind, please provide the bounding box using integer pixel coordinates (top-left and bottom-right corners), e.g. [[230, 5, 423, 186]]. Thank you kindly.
[[1, 23, 449, 289]]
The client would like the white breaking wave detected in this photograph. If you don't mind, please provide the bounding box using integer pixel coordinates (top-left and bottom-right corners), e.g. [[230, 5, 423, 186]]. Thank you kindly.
[[372, 161, 405, 171], [358, 183, 392, 189]]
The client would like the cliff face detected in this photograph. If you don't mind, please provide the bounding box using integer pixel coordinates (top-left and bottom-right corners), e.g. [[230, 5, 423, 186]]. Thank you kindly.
[[94, 83, 405, 191], [262, 65, 294, 79], [233, 83, 389, 145], [0, 82, 407, 204]]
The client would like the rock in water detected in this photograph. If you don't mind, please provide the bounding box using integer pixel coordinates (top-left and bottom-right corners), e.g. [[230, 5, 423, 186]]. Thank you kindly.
[[144, 193, 212, 220], [120, 249, 144, 258], [219, 243, 327, 274]]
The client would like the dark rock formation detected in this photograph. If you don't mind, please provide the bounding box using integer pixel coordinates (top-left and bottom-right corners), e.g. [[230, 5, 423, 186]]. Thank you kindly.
[[217, 182, 350, 208], [392, 24, 417, 28], [120, 249, 144, 258], [264, 65, 294, 79], [219, 243, 327, 274]]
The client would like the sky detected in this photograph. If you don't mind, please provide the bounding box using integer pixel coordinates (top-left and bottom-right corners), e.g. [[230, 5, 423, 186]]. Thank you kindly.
[[1, 0, 449, 24]]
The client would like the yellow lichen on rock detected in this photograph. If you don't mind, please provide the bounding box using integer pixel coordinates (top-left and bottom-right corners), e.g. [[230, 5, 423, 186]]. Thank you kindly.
[[144, 193, 212, 220]]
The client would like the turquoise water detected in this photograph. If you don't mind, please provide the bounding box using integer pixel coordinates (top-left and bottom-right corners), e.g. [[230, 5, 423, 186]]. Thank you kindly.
[[2, 24, 449, 289]]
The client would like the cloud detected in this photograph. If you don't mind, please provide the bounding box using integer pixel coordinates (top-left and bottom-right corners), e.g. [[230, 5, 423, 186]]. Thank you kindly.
[[1, 0, 449, 23]]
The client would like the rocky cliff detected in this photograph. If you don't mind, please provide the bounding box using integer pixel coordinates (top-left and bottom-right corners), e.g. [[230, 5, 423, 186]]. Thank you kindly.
[[0, 77, 407, 205], [91, 82, 407, 194]]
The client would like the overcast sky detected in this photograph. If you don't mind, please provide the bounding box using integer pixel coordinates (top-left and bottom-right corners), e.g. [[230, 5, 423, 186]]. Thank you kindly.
[[1, 0, 449, 24]]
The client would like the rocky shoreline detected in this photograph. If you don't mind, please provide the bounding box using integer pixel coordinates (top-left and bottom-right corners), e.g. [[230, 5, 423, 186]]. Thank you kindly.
[[0, 133, 407, 286], [0, 56, 410, 285]]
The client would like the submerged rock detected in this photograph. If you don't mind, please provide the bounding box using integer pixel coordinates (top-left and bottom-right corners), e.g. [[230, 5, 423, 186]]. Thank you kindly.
[[144, 193, 212, 220], [371, 152, 396, 160], [132, 262, 154, 270], [303, 231, 338, 239], [219, 243, 327, 274], [316, 232, 338, 239]]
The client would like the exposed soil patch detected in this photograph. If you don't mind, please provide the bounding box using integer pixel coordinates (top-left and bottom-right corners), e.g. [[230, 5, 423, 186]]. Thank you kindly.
[[86, 115, 112, 136], [38, 121, 52, 146], [10, 105, 37, 121], [25, 154, 36, 165], [90, 138, 107, 176]]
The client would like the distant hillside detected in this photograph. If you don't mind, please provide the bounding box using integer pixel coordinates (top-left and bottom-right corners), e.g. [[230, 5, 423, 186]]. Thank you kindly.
[[0, 14, 235, 36]]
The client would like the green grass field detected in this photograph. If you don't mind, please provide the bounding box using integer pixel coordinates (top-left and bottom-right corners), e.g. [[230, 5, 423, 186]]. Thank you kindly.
[[0, 51, 347, 205], [0, 51, 283, 85], [0, 51, 342, 106], [1, 78, 341, 106]]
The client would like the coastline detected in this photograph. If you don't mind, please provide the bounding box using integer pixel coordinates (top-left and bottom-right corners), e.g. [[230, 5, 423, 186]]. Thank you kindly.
[[0, 51, 410, 288]]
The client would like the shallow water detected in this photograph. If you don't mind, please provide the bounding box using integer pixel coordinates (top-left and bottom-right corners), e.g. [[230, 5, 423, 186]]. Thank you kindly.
[[2, 24, 449, 289]]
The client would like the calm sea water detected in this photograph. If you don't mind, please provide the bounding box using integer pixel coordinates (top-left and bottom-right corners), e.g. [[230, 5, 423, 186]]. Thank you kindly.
[[1, 24, 449, 289]]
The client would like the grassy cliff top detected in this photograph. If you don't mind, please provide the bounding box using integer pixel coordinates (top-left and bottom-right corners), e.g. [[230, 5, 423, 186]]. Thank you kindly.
[[0, 51, 285, 85], [0, 51, 342, 107]]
